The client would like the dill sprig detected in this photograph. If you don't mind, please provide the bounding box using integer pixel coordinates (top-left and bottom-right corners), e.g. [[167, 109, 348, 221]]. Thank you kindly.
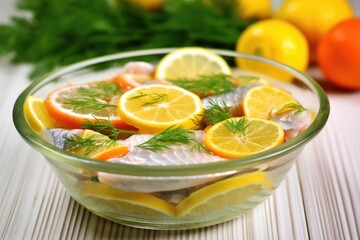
[[64, 97, 117, 111], [64, 134, 117, 157], [224, 117, 250, 137], [64, 82, 121, 111], [129, 91, 168, 106], [75, 82, 121, 99], [169, 74, 236, 96], [136, 126, 208, 152], [81, 117, 139, 140], [202, 100, 233, 125], [279, 103, 307, 115], [0, 0, 253, 80]]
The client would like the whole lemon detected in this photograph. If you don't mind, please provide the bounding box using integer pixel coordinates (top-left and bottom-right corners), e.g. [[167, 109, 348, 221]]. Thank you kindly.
[[275, 0, 354, 61], [236, 0, 272, 19], [236, 19, 309, 81], [117, 0, 163, 11]]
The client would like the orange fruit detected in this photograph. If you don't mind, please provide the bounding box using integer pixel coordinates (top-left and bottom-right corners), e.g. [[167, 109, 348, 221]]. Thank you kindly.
[[236, 19, 309, 81], [24, 96, 61, 133], [155, 47, 231, 80], [242, 85, 298, 119], [117, 84, 203, 133], [275, 0, 354, 61], [317, 18, 360, 90], [204, 117, 284, 158], [45, 81, 134, 130]]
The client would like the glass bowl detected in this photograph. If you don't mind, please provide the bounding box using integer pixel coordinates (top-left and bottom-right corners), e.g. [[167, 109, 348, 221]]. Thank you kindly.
[[13, 48, 330, 230]]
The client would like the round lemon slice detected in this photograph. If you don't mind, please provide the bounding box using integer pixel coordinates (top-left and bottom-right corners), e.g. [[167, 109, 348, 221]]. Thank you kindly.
[[155, 47, 232, 80], [81, 181, 175, 217], [117, 84, 203, 133], [243, 85, 298, 119], [175, 171, 273, 217], [204, 117, 284, 158], [24, 95, 60, 133]]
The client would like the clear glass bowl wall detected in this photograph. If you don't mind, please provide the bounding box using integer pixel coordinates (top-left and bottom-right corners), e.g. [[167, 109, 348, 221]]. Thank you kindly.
[[13, 48, 330, 230]]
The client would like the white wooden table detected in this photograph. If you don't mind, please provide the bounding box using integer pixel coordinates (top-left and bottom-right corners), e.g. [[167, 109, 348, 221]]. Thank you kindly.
[[1, 1, 360, 239]]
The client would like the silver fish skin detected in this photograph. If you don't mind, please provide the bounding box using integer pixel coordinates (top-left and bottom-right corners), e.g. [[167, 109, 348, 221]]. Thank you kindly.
[[202, 85, 255, 109], [98, 131, 232, 193], [43, 128, 84, 149], [109, 131, 225, 166], [272, 110, 313, 141]]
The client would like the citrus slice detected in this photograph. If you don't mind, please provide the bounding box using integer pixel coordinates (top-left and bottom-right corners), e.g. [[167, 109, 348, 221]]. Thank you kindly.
[[155, 47, 232, 80], [243, 85, 298, 119], [45, 81, 133, 130], [24, 95, 60, 133], [175, 171, 273, 217], [117, 84, 203, 133], [81, 181, 175, 217], [68, 129, 128, 160], [204, 117, 284, 158]]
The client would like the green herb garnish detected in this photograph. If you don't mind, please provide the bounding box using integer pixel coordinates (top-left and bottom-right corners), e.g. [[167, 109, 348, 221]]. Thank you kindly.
[[202, 100, 233, 125], [224, 117, 250, 137], [0, 0, 253, 80], [279, 103, 307, 115], [64, 134, 117, 157], [81, 117, 139, 140], [170, 74, 236, 96], [64, 82, 120, 111], [136, 126, 207, 152], [129, 91, 168, 106]]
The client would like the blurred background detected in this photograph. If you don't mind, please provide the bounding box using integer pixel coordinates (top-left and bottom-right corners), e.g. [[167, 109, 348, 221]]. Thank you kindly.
[[0, 0, 359, 89]]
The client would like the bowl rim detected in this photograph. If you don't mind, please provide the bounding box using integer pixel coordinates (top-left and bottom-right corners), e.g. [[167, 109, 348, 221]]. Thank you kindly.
[[13, 47, 330, 176]]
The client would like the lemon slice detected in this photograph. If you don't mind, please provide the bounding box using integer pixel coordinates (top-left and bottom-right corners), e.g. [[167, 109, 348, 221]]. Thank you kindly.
[[117, 84, 203, 133], [69, 129, 129, 161], [24, 95, 60, 133], [155, 47, 232, 80], [81, 182, 175, 217], [175, 171, 273, 217], [243, 85, 298, 119], [204, 117, 284, 158]]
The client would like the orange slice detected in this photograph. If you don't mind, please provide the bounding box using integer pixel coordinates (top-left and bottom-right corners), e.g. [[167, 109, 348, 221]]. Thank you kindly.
[[204, 117, 284, 158], [117, 84, 203, 133], [81, 181, 175, 217], [155, 47, 231, 80], [242, 85, 298, 119], [24, 96, 61, 133], [45, 81, 134, 130], [176, 171, 273, 217]]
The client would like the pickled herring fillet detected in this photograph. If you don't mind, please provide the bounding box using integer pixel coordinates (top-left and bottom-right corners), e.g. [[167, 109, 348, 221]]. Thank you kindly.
[[202, 85, 255, 109], [98, 131, 231, 193], [108, 131, 225, 166], [43, 128, 84, 149], [272, 109, 313, 141]]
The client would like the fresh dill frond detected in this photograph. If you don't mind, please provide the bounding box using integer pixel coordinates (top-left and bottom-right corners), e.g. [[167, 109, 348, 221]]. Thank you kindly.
[[135, 126, 207, 152], [129, 91, 168, 106], [64, 134, 117, 157], [81, 117, 139, 140], [64, 82, 121, 111], [224, 117, 249, 137], [64, 97, 117, 111], [202, 100, 233, 125], [279, 103, 307, 115], [170, 74, 236, 96], [76, 82, 122, 99]]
